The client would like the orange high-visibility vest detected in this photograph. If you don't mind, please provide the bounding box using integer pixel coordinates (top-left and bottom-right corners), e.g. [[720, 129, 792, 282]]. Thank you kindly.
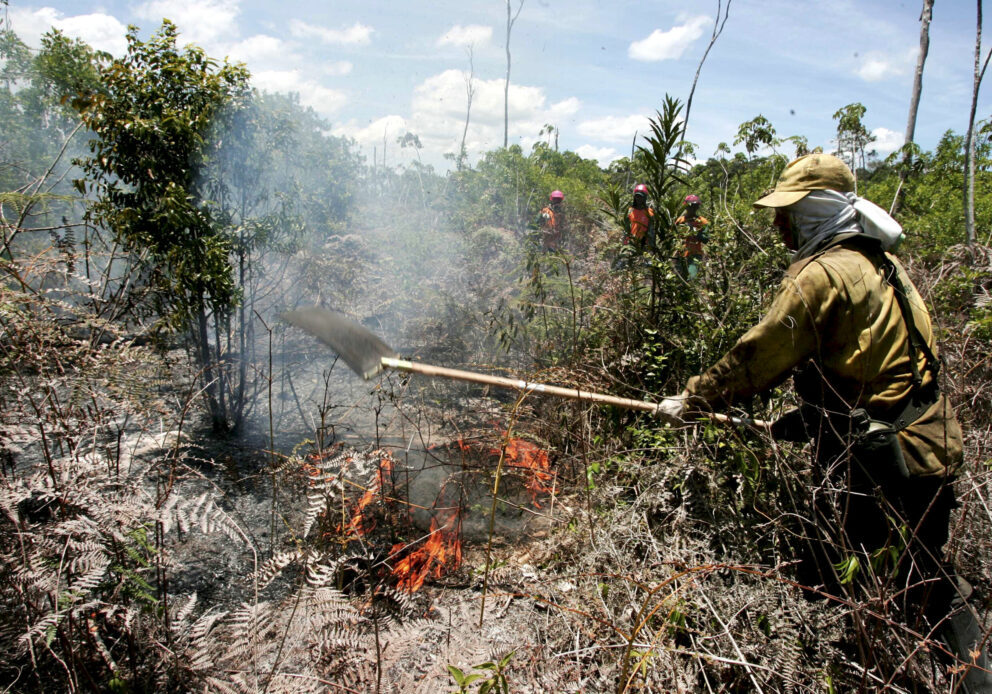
[[675, 214, 710, 256], [540, 206, 562, 250], [627, 206, 654, 242], [540, 207, 558, 230]]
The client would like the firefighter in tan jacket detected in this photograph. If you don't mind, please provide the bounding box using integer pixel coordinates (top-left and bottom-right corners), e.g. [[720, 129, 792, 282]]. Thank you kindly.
[[656, 153, 989, 692]]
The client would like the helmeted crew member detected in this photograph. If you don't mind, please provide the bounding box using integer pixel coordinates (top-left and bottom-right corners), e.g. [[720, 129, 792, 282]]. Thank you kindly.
[[674, 194, 710, 279], [626, 183, 656, 252], [539, 190, 565, 251], [656, 153, 991, 692]]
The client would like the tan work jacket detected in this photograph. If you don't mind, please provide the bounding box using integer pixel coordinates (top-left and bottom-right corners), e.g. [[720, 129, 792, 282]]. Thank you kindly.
[[685, 238, 962, 477]]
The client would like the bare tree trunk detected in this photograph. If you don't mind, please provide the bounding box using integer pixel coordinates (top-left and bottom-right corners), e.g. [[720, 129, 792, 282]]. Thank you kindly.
[[893, 0, 934, 216], [195, 303, 225, 431], [504, 0, 524, 149], [965, 0, 992, 245], [680, 0, 732, 156], [625, 132, 636, 190], [459, 46, 475, 170]]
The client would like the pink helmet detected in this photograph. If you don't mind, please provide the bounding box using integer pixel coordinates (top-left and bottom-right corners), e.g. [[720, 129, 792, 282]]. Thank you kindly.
[[633, 183, 649, 196], [549, 190, 564, 201], [684, 194, 700, 205]]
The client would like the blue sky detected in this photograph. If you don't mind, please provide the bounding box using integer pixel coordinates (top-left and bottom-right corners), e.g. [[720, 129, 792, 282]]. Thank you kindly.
[[5, 0, 989, 171]]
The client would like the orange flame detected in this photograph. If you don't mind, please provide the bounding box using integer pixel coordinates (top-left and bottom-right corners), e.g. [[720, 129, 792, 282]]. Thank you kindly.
[[389, 511, 462, 592], [499, 436, 555, 507], [456, 434, 556, 508], [346, 453, 394, 537]]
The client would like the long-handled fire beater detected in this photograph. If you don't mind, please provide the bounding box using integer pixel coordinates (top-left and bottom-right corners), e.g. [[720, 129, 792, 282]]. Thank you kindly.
[[281, 307, 768, 430]]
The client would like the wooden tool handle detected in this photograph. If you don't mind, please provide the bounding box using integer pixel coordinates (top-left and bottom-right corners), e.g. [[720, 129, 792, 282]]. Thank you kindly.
[[379, 357, 769, 429]]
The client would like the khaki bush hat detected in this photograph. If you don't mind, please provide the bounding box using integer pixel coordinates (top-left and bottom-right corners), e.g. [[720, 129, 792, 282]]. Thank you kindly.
[[753, 153, 856, 208]]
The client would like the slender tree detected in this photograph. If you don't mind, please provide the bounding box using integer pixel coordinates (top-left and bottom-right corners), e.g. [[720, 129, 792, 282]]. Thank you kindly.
[[503, 0, 524, 148], [832, 102, 875, 184], [681, 0, 732, 156], [892, 0, 934, 215], [734, 115, 778, 160], [459, 45, 475, 170], [965, 0, 992, 244]]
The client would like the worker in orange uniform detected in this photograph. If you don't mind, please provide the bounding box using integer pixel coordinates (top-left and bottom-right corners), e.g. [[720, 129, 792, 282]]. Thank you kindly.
[[539, 190, 565, 251], [626, 183, 656, 254], [674, 194, 710, 279]]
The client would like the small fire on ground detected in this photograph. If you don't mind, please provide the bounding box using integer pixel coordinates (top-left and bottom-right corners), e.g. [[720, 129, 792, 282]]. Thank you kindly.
[[305, 432, 555, 593]]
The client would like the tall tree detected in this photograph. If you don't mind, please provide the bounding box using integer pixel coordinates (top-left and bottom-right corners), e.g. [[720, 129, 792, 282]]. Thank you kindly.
[[503, 0, 524, 149], [832, 102, 875, 184], [73, 20, 250, 430], [965, 0, 992, 244], [733, 115, 778, 160], [459, 45, 476, 170], [892, 0, 934, 215]]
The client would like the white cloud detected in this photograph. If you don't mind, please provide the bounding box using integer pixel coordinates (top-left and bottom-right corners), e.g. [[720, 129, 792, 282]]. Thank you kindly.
[[409, 70, 574, 153], [8, 7, 129, 55], [574, 145, 620, 166], [288, 20, 373, 45], [331, 115, 409, 150], [548, 97, 581, 118], [577, 114, 653, 143], [437, 24, 493, 48], [871, 127, 904, 155], [855, 50, 911, 82], [628, 15, 709, 62], [322, 61, 354, 77], [134, 0, 239, 46], [339, 69, 582, 168], [226, 35, 291, 64], [252, 69, 348, 117], [856, 59, 894, 82]]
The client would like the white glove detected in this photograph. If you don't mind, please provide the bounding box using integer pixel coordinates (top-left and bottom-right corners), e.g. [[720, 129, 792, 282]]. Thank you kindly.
[[654, 394, 687, 423]]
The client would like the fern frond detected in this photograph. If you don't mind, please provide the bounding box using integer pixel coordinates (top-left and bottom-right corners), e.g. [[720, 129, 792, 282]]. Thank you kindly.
[[164, 491, 248, 546], [173, 592, 199, 629], [300, 488, 329, 539], [252, 550, 301, 589], [303, 554, 344, 588], [66, 548, 109, 576], [20, 609, 64, 646]]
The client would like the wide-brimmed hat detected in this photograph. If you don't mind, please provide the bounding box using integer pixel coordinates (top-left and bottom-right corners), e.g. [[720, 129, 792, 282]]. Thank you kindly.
[[753, 153, 856, 208]]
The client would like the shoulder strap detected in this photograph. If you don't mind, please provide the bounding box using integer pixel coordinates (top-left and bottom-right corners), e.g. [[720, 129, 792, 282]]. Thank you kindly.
[[877, 254, 940, 386], [798, 236, 940, 387]]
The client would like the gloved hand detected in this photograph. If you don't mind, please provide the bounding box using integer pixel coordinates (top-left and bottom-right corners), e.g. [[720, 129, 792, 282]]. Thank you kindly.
[[769, 407, 815, 442], [654, 393, 687, 424]]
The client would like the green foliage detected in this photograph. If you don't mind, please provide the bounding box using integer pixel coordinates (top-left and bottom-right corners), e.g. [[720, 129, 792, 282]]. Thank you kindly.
[[634, 97, 690, 244], [862, 124, 992, 252], [832, 102, 875, 174], [734, 115, 779, 158], [36, 29, 107, 109], [109, 525, 159, 607], [0, 26, 94, 232], [73, 20, 251, 328], [443, 137, 607, 239], [597, 177, 630, 238], [448, 650, 514, 693], [833, 555, 860, 586]]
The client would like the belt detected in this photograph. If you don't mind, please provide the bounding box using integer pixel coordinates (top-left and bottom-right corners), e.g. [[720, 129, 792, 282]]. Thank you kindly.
[[873, 381, 940, 432]]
